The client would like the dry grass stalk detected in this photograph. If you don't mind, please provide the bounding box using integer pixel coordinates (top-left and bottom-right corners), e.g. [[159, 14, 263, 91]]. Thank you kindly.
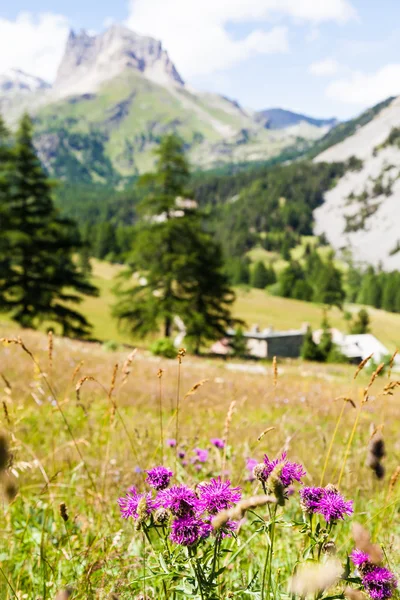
[[75, 376, 96, 403], [121, 349, 137, 387], [388, 465, 400, 495], [48, 330, 53, 369], [2, 401, 10, 426], [223, 400, 236, 444], [109, 364, 119, 419], [290, 559, 342, 596], [272, 356, 278, 388], [183, 379, 209, 400], [354, 353, 373, 380], [177, 347, 186, 364], [345, 588, 367, 600], [366, 427, 385, 480], [388, 348, 398, 379], [212, 494, 276, 529], [381, 380, 400, 396], [257, 427, 275, 442], [334, 396, 356, 409], [0, 373, 11, 390], [363, 363, 385, 401], [59, 502, 69, 522], [71, 361, 84, 383], [55, 589, 73, 600], [352, 522, 383, 564]]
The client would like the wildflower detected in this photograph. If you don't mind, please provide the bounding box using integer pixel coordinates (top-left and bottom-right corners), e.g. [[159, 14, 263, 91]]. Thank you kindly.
[[118, 487, 154, 520], [351, 549, 370, 568], [351, 550, 398, 600], [363, 567, 397, 599], [170, 515, 212, 546], [257, 452, 305, 488], [178, 450, 186, 459], [246, 458, 258, 481], [211, 438, 225, 449], [197, 477, 241, 514], [146, 466, 173, 491], [157, 484, 199, 516], [193, 448, 209, 463], [300, 486, 353, 522], [317, 487, 353, 522], [167, 439, 176, 447]]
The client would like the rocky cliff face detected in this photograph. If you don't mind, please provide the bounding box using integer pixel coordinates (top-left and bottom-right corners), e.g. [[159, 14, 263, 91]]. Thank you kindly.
[[0, 68, 50, 94], [314, 97, 400, 269], [54, 25, 184, 97]]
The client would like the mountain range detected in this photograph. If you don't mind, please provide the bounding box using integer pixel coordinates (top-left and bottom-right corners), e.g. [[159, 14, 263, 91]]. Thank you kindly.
[[0, 24, 335, 180]]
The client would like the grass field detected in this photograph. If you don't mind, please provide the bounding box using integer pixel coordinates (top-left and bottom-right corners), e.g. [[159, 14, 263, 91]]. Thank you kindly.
[[82, 259, 400, 351], [0, 324, 399, 598]]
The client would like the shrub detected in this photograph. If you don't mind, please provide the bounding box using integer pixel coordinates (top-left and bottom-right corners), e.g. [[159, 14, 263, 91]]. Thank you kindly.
[[151, 337, 177, 358]]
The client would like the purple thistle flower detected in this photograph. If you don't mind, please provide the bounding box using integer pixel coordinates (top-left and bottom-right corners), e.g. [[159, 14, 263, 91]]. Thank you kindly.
[[156, 484, 199, 516], [300, 486, 325, 513], [351, 549, 398, 600], [170, 515, 212, 546], [118, 486, 154, 519], [262, 452, 306, 487], [363, 566, 397, 599], [178, 450, 186, 459], [316, 488, 353, 522], [351, 549, 370, 568], [299, 486, 353, 522], [193, 448, 209, 463], [211, 438, 225, 449], [167, 438, 176, 447], [197, 477, 241, 515], [146, 466, 173, 491]]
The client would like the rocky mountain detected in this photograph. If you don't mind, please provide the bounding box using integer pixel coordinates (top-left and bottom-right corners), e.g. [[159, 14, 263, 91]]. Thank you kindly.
[[0, 24, 335, 181], [313, 96, 400, 269], [54, 25, 184, 98], [256, 107, 337, 131], [0, 68, 51, 94]]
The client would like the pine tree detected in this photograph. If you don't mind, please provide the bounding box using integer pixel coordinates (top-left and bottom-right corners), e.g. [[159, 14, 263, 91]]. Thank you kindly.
[[0, 114, 98, 336], [350, 308, 370, 334], [279, 261, 305, 298], [113, 134, 239, 348], [251, 261, 269, 289], [0, 115, 13, 312], [230, 327, 247, 358], [318, 313, 333, 360], [301, 326, 321, 361]]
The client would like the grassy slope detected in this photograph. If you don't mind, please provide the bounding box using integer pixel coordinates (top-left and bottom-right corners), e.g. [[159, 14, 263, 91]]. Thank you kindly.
[[34, 72, 318, 179], [81, 260, 400, 351]]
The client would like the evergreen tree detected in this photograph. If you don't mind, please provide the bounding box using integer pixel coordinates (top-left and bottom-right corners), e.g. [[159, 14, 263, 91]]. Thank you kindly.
[[113, 134, 239, 348], [279, 261, 305, 298], [251, 261, 270, 289], [230, 327, 247, 358], [357, 266, 381, 308], [301, 326, 321, 361], [0, 115, 13, 312], [350, 308, 370, 334], [318, 313, 333, 360], [381, 275, 398, 312], [0, 114, 98, 336], [313, 257, 345, 308]]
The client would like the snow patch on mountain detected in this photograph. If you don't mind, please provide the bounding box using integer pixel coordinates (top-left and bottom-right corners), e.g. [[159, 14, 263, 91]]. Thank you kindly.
[[0, 68, 51, 94]]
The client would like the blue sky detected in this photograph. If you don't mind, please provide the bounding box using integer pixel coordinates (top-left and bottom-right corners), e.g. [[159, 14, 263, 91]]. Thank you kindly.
[[1, 0, 400, 120]]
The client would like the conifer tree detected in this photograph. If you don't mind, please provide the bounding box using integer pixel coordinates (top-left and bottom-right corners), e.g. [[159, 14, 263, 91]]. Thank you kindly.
[[301, 326, 321, 361], [0, 114, 98, 336], [350, 308, 370, 334], [251, 261, 270, 289], [113, 134, 239, 348], [0, 115, 13, 312]]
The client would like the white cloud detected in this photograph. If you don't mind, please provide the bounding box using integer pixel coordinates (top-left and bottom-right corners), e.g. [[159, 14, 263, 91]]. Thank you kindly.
[[0, 12, 70, 82], [326, 64, 400, 105], [309, 58, 340, 76], [126, 0, 356, 78]]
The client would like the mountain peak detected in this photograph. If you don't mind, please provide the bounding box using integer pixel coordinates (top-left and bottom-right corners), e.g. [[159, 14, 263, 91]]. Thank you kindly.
[[54, 24, 184, 97], [0, 68, 51, 94]]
